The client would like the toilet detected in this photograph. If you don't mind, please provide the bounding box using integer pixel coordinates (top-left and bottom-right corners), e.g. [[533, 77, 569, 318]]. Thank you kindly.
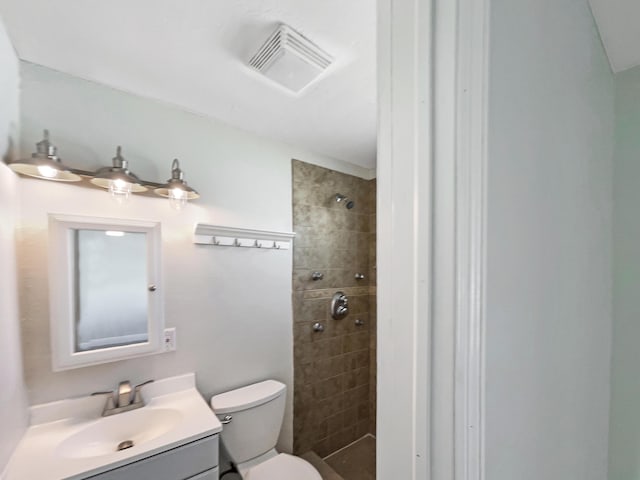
[[211, 380, 321, 480]]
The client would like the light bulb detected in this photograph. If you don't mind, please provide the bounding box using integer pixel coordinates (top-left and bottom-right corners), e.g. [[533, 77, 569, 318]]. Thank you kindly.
[[37, 165, 59, 178], [168, 187, 187, 210], [109, 178, 132, 204]]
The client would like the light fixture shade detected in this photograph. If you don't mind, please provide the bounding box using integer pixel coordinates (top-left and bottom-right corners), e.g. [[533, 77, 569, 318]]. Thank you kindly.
[[8, 130, 81, 182], [154, 159, 200, 200], [90, 146, 147, 193]]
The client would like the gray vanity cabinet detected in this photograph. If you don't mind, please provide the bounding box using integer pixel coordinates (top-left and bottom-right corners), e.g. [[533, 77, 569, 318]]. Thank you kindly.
[[85, 435, 219, 480]]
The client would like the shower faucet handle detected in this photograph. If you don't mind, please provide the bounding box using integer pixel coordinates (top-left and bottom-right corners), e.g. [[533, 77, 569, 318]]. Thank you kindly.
[[331, 291, 349, 320], [311, 272, 324, 281]]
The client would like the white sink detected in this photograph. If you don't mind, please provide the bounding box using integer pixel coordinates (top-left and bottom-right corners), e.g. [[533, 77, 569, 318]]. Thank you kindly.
[[56, 407, 183, 459], [5, 373, 222, 480]]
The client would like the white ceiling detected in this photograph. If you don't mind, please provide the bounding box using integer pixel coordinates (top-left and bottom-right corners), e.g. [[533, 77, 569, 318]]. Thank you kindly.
[[0, 0, 376, 168], [590, 0, 640, 73]]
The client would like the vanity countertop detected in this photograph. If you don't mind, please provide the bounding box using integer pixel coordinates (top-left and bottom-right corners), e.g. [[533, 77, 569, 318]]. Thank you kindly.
[[5, 373, 222, 480]]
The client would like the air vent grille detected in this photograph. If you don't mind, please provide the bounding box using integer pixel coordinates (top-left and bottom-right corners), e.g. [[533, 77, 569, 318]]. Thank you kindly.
[[249, 24, 333, 93]]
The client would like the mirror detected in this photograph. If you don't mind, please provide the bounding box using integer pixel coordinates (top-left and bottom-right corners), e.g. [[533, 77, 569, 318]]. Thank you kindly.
[[49, 214, 163, 370], [75, 229, 148, 351]]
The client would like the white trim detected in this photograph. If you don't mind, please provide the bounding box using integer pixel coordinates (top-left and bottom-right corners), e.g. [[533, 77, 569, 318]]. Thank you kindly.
[[375, 0, 489, 477], [453, 0, 490, 479], [431, 0, 459, 477], [376, 0, 432, 478]]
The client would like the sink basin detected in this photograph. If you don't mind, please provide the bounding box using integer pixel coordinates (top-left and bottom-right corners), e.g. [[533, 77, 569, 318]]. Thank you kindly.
[[6, 374, 222, 480], [56, 408, 183, 459]]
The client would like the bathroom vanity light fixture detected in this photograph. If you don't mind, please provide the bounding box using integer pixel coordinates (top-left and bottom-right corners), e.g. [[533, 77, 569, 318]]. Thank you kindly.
[[154, 159, 200, 210], [5, 132, 202, 207], [90, 146, 147, 203], [7, 130, 81, 182]]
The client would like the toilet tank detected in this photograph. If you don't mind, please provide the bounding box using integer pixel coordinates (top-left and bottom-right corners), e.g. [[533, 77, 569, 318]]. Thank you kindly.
[[210, 380, 286, 464]]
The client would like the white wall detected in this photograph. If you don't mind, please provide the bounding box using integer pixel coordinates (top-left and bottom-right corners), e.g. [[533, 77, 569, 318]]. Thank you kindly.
[[609, 64, 640, 480], [486, 1, 614, 479], [16, 62, 368, 453], [0, 15, 28, 476]]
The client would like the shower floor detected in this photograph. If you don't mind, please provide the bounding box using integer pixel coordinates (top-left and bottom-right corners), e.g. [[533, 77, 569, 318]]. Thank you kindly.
[[323, 435, 376, 480]]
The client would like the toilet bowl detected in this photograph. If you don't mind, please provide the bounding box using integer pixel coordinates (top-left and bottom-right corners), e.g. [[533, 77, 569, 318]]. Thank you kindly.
[[211, 380, 321, 480]]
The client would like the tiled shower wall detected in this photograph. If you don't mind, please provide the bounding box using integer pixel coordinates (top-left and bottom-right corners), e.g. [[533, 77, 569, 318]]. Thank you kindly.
[[292, 159, 376, 457]]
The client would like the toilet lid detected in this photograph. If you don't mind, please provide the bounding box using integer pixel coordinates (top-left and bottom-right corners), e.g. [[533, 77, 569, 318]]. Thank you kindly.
[[244, 453, 322, 480]]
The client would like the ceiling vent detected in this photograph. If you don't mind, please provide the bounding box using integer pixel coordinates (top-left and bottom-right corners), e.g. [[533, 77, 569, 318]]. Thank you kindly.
[[249, 24, 333, 93]]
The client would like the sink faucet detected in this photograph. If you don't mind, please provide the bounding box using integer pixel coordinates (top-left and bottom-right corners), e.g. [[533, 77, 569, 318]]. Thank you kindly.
[[92, 380, 154, 417], [118, 381, 132, 408]]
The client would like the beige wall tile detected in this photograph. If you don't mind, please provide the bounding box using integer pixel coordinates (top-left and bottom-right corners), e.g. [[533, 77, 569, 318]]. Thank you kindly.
[[292, 160, 376, 456]]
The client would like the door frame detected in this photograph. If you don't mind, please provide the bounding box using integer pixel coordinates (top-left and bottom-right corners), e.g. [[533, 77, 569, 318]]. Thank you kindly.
[[376, 0, 490, 478]]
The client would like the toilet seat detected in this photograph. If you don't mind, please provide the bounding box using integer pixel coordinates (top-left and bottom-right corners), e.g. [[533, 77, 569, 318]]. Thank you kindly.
[[244, 453, 321, 480]]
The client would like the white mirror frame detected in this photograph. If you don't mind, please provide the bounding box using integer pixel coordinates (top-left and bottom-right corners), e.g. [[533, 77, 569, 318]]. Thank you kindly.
[[49, 214, 164, 371]]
